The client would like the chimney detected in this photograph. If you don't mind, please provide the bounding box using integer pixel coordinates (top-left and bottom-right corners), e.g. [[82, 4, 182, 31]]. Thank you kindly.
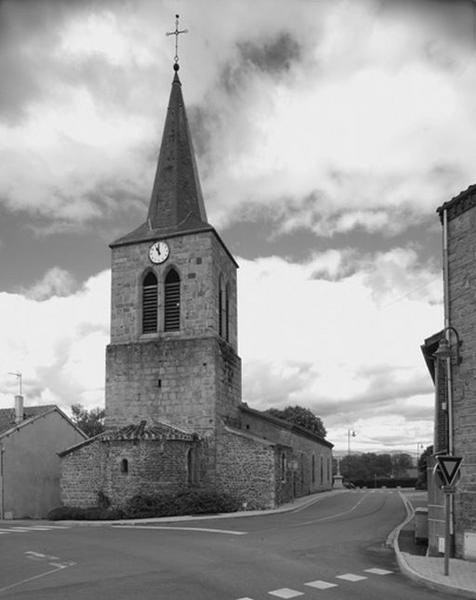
[[14, 395, 24, 424]]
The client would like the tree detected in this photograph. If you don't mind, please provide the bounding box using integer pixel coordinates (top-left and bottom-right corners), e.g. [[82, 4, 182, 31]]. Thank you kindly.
[[416, 445, 433, 489], [391, 453, 413, 477], [71, 404, 106, 438], [265, 406, 327, 438]]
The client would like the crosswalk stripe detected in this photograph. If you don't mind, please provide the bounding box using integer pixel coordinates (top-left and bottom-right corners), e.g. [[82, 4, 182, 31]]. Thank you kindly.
[[336, 573, 367, 582], [364, 568, 393, 575], [268, 590, 304, 598], [305, 580, 338, 589]]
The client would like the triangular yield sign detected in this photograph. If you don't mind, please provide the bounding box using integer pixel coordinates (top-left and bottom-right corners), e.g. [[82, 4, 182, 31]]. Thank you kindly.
[[436, 456, 463, 486]]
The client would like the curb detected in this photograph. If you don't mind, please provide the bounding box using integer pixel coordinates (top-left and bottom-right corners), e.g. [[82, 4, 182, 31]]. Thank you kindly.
[[393, 493, 476, 600], [49, 488, 347, 527]]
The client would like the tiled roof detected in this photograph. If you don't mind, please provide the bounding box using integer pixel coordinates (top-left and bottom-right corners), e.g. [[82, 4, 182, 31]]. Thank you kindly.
[[59, 419, 198, 456], [101, 420, 197, 442], [0, 405, 57, 436], [437, 183, 476, 222]]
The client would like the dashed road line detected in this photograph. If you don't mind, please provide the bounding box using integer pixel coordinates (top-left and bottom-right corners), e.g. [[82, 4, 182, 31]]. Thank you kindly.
[[365, 567, 393, 575], [235, 565, 394, 599], [336, 573, 368, 582], [268, 589, 304, 598], [304, 579, 337, 589]]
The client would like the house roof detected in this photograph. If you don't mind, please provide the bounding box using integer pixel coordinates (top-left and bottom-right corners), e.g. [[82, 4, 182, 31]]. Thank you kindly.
[[240, 405, 334, 449], [0, 405, 87, 441], [58, 419, 198, 457], [437, 183, 476, 223]]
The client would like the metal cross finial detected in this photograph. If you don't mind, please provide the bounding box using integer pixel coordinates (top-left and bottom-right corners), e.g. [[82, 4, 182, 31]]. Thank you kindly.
[[166, 14, 188, 68]]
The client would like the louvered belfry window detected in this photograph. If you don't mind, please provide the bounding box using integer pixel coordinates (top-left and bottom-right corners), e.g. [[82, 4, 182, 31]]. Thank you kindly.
[[164, 268, 180, 331], [142, 271, 158, 333]]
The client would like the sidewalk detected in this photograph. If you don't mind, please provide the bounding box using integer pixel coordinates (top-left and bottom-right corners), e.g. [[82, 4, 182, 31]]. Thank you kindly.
[[393, 491, 476, 599]]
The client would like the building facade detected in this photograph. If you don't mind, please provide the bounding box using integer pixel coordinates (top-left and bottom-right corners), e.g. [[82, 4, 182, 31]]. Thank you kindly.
[[0, 399, 86, 518], [424, 186, 476, 559], [60, 64, 333, 511]]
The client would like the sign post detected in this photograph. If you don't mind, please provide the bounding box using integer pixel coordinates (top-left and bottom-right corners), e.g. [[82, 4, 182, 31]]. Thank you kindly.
[[436, 456, 463, 576]]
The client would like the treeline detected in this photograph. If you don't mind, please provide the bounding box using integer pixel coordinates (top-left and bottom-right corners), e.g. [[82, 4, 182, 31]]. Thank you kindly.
[[337, 452, 414, 481]]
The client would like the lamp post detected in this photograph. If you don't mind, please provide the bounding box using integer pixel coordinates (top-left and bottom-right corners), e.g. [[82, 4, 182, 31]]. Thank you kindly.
[[433, 325, 462, 576], [347, 429, 356, 455]]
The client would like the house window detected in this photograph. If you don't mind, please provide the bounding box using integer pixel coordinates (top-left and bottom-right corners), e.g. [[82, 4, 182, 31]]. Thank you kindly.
[[120, 458, 129, 474], [281, 452, 286, 482], [164, 268, 180, 331], [187, 448, 199, 485], [312, 454, 316, 484], [142, 271, 158, 333], [320, 456, 324, 483]]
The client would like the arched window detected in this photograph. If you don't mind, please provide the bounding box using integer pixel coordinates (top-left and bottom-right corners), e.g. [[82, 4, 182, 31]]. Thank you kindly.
[[225, 283, 230, 341], [187, 447, 199, 485], [164, 268, 180, 331], [142, 271, 158, 333], [281, 453, 286, 482], [218, 276, 225, 337], [120, 458, 129, 474]]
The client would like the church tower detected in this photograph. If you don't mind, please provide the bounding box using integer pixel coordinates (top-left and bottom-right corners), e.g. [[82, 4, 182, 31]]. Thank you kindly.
[[105, 62, 241, 438]]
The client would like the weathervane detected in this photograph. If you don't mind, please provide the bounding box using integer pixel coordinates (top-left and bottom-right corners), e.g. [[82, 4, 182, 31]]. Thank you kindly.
[[166, 14, 188, 70]]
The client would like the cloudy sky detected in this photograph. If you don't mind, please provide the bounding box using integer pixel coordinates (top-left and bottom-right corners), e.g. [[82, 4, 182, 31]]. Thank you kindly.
[[1, 0, 474, 454]]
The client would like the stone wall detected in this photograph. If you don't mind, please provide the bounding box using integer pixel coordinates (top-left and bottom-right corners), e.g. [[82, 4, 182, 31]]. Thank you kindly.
[[239, 407, 333, 498], [106, 337, 241, 436], [443, 193, 476, 557], [215, 426, 279, 509], [61, 438, 194, 508], [109, 230, 237, 350]]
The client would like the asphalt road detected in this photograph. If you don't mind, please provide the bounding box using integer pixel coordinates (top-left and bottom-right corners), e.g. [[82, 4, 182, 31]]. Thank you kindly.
[[0, 490, 447, 600]]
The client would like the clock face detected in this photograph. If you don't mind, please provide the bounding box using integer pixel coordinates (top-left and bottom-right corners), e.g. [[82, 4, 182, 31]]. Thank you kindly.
[[149, 241, 170, 264]]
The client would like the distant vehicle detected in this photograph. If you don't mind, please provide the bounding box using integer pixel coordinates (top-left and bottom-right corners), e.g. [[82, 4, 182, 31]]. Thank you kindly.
[[343, 481, 356, 489]]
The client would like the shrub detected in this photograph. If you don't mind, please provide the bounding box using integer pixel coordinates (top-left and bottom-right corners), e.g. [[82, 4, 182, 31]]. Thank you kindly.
[[123, 488, 241, 518], [47, 505, 124, 521]]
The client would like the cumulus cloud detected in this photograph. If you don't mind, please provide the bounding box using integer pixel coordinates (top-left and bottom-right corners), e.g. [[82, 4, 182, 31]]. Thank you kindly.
[[0, 270, 109, 412], [1, 0, 475, 239], [239, 247, 442, 450]]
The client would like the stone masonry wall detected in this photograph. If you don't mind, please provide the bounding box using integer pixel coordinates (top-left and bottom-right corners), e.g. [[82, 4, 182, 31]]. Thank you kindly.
[[240, 409, 333, 498], [61, 438, 195, 508], [446, 203, 476, 557], [110, 230, 237, 349], [215, 427, 277, 509], [106, 337, 241, 435]]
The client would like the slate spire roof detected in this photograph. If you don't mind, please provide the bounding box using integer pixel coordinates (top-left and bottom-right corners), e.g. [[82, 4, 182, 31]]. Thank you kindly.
[[112, 67, 212, 247]]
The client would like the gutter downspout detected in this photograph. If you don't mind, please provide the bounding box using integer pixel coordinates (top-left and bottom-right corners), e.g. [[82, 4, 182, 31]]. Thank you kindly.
[[442, 207, 454, 541], [442, 208, 453, 455]]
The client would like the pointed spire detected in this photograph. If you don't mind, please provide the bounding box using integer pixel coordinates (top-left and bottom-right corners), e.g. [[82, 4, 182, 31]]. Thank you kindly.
[[146, 69, 209, 232]]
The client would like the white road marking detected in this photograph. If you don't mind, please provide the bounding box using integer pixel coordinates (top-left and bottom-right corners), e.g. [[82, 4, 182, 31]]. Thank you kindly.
[[236, 597, 255, 600], [113, 525, 247, 535], [364, 568, 393, 575], [0, 528, 26, 533], [304, 580, 338, 589], [25, 551, 60, 561], [268, 589, 304, 598], [336, 573, 368, 582], [0, 565, 67, 595], [298, 494, 368, 526]]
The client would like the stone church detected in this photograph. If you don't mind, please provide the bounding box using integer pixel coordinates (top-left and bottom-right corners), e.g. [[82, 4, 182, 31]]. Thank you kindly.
[[59, 63, 333, 511]]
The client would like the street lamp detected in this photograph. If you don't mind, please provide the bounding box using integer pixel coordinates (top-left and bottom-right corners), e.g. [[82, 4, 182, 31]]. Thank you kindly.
[[433, 326, 462, 455], [433, 325, 462, 575], [347, 429, 356, 455]]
